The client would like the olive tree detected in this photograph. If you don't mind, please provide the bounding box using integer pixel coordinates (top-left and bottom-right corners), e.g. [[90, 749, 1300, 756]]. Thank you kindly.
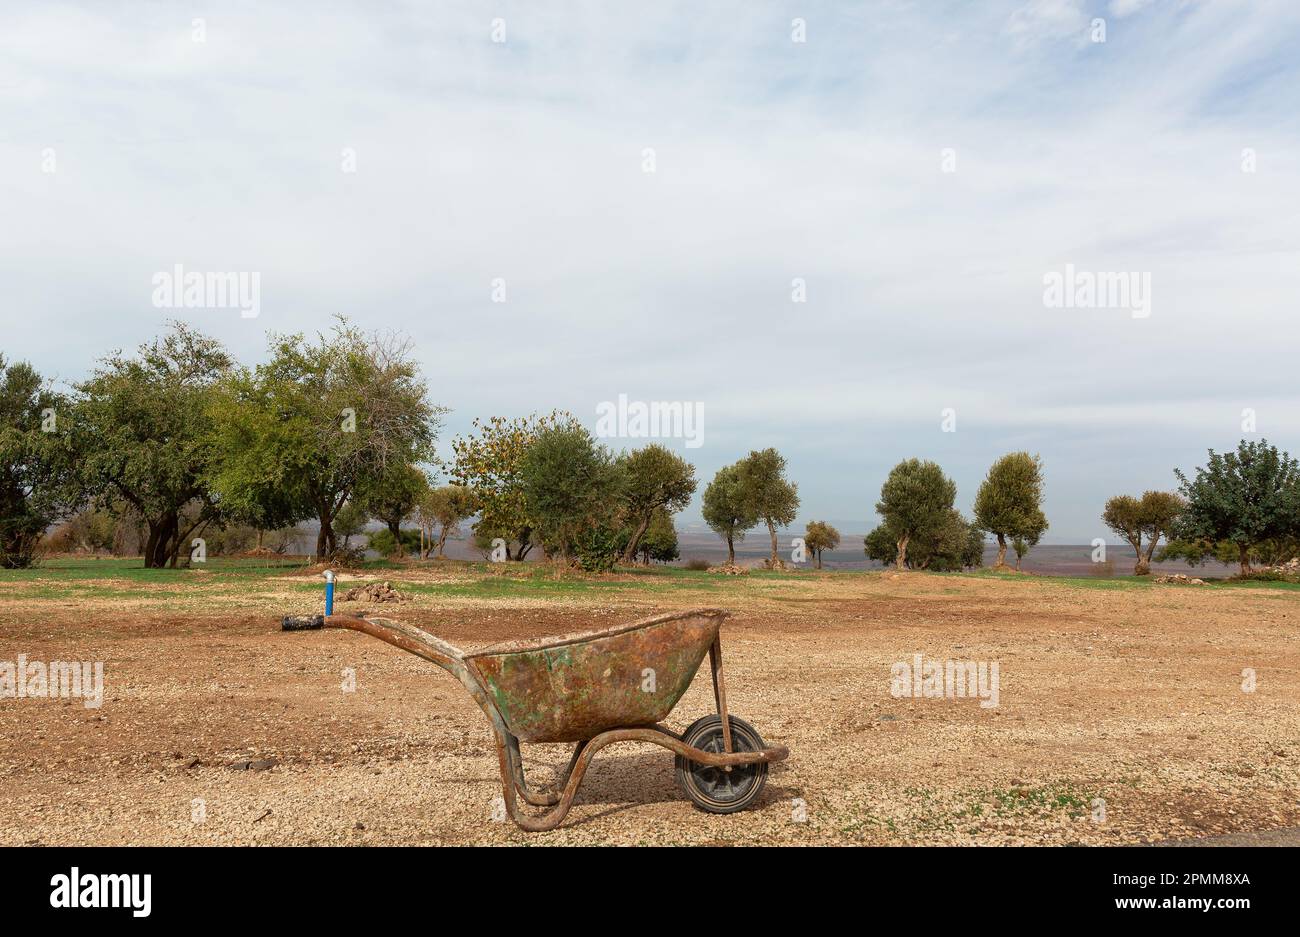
[[618, 444, 696, 563], [519, 422, 622, 563], [803, 520, 840, 569], [1102, 490, 1184, 575], [737, 448, 799, 567], [702, 462, 759, 566], [973, 452, 1048, 569], [875, 459, 956, 571]]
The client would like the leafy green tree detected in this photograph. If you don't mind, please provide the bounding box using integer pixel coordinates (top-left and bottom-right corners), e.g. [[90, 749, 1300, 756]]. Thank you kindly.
[[618, 444, 696, 563], [367, 527, 422, 556], [961, 523, 986, 569], [1102, 490, 1184, 575], [72, 325, 232, 568], [1012, 537, 1030, 570], [864, 524, 897, 566], [803, 520, 840, 569], [519, 422, 621, 563], [973, 452, 1048, 569], [451, 411, 570, 561], [0, 356, 69, 567], [1173, 439, 1300, 575], [875, 459, 956, 571], [333, 500, 370, 551], [362, 463, 429, 556], [418, 484, 477, 558], [701, 462, 759, 565], [208, 320, 443, 561], [639, 507, 680, 564], [737, 448, 799, 566], [866, 509, 982, 572]]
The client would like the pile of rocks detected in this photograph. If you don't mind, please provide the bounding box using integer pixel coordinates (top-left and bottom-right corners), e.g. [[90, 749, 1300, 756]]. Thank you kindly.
[[1263, 557, 1300, 575], [708, 563, 749, 575], [342, 580, 407, 603], [1154, 574, 1206, 585]]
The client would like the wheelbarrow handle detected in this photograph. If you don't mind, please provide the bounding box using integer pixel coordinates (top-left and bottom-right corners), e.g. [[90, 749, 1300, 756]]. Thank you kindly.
[[324, 615, 466, 670]]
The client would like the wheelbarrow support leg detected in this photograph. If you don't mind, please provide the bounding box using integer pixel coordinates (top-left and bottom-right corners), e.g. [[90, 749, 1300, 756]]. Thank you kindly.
[[506, 735, 585, 807], [709, 634, 734, 756]]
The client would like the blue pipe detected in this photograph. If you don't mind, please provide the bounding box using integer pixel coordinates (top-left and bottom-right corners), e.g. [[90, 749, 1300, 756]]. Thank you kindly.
[[325, 570, 335, 616]]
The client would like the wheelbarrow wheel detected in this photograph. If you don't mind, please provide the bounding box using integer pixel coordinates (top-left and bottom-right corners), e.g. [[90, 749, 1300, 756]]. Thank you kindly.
[[674, 715, 769, 814]]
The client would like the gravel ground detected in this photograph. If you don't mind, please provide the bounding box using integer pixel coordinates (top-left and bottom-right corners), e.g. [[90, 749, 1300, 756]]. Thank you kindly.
[[2, 568, 1298, 845]]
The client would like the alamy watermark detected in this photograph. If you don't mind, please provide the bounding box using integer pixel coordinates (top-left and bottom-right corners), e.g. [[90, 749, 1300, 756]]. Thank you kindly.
[[1043, 264, 1150, 319], [151, 264, 261, 319], [1, 655, 104, 708], [595, 394, 704, 449], [890, 653, 999, 709]]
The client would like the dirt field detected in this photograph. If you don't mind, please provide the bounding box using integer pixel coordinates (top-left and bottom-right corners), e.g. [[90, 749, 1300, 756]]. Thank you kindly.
[[2, 561, 1298, 845]]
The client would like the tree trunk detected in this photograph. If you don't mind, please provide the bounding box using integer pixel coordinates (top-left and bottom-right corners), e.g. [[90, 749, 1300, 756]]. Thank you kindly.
[[815, 550, 822, 570], [1239, 542, 1251, 575], [1140, 536, 1158, 575], [621, 514, 653, 564], [895, 533, 909, 571], [726, 535, 735, 565], [995, 533, 1008, 568], [315, 509, 335, 562], [767, 520, 778, 565], [143, 513, 178, 568], [437, 526, 449, 558], [1015, 554, 1022, 571]]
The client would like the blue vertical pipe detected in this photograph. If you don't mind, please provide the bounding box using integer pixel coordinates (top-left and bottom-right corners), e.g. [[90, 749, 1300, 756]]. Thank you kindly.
[[324, 569, 335, 615]]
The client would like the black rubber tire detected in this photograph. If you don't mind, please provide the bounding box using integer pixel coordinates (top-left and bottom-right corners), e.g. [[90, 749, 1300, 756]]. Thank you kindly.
[[674, 715, 769, 814]]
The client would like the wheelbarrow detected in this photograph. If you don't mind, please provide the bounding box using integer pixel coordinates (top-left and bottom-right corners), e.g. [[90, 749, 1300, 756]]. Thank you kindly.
[[314, 607, 788, 831]]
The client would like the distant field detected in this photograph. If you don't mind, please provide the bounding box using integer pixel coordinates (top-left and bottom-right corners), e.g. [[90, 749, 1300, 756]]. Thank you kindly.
[[2, 558, 1297, 845]]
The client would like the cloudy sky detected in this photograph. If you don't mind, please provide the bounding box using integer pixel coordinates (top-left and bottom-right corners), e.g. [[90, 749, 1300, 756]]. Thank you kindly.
[[3, 0, 1298, 541]]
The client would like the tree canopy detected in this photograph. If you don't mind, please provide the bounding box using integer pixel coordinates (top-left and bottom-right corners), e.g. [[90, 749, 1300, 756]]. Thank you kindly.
[[702, 462, 759, 566], [1173, 439, 1300, 574], [973, 452, 1048, 569], [1102, 490, 1184, 575], [737, 448, 799, 566], [875, 459, 956, 571]]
